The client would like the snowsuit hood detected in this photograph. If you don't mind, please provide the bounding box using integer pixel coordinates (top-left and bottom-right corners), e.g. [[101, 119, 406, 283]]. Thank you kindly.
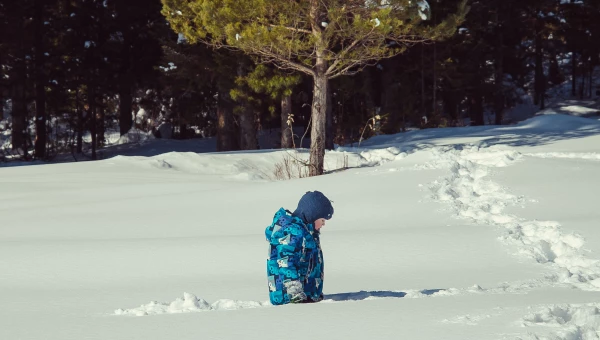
[[292, 191, 334, 224]]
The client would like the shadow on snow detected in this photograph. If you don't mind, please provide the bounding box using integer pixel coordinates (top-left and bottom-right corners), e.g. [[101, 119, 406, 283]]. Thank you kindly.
[[324, 289, 445, 302]]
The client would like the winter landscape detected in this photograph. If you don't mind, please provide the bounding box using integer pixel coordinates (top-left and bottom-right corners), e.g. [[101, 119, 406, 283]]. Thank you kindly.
[[2, 101, 600, 339], [3, 0, 600, 339]]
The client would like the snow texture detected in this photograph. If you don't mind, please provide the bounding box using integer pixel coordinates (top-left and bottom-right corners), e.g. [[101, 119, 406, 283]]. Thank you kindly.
[[418, 0, 430, 20], [428, 144, 600, 291], [520, 304, 600, 340], [115, 292, 270, 316], [4, 101, 600, 340]]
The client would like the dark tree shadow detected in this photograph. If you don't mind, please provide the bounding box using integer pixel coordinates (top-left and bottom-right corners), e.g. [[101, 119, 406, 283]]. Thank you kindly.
[[324, 289, 445, 302]]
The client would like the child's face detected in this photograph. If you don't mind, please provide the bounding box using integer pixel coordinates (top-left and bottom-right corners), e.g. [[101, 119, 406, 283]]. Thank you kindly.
[[314, 218, 326, 231]]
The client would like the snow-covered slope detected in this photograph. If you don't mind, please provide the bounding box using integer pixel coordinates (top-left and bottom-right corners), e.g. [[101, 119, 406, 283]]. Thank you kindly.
[[2, 109, 600, 340]]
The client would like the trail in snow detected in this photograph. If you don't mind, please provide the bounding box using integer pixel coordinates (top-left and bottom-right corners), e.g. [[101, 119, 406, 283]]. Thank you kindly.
[[441, 309, 504, 326], [427, 144, 600, 291], [336, 146, 410, 167], [114, 293, 271, 316], [426, 144, 600, 339], [519, 304, 600, 340], [115, 140, 600, 320], [117, 143, 600, 318], [114, 281, 550, 317]]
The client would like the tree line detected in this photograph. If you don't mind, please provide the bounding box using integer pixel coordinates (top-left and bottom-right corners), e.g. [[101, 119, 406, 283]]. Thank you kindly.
[[1, 0, 599, 175]]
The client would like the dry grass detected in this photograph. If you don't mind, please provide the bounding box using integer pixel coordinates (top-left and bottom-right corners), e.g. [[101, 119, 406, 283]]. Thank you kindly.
[[273, 150, 350, 180], [273, 151, 309, 180]]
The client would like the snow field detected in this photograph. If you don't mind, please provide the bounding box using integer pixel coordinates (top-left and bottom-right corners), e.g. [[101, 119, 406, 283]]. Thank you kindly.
[[4, 107, 600, 339], [428, 144, 600, 291]]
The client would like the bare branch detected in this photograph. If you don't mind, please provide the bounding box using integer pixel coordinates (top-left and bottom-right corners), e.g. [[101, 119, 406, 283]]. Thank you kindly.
[[268, 24, 312, 35], [328, 59, 376, 79], [327, 35, 435, 79], [325, 27, 376, 76], [196, 37, 316, 77], [246, 46, 316, 76]]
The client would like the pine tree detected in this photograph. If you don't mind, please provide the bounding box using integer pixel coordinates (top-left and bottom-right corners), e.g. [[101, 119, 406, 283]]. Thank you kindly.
[[110, 0, 165, 136], [241, 64, 302, 149], [0, 0, 33, 155], [161, 0, 467, 175]]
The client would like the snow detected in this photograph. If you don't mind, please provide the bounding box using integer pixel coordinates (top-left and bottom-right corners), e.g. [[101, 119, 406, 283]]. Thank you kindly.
[[427, 144, 600, 290], [3, 101, 600, 339], [134, 107, 148, 124], [418, 0, 430, 20], [115, 292, 269, 316], [538, 104, 600, 117], [520, 304, 600, 339], [115, 127, 155, 145], [177, 33, 187, 44]]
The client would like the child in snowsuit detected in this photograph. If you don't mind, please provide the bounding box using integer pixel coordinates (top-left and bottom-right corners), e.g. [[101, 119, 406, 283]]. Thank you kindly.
[[265, 191, 334, 305]]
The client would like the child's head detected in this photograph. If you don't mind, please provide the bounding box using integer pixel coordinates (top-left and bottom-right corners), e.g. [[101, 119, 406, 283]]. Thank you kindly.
[[292, 191, 334, 227]]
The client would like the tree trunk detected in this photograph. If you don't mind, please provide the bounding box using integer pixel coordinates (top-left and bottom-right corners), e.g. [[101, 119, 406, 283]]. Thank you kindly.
[[88, 79, 97, 160], [421, 44, 426, 118], [325, 85, 334, 150], [309, 73, 327, 176], [235, 62, 257, 151], [238, 107, 257, 150], [281, 94, 293, 148], [34, 0, 46, 159], [119, 32, 133, 136], [119, 79, 133, 135], [572, 51, 577, 97], [216, 92, 238, 152], [540, 83, 546, 110], [309, 0, 327, 175], [336, 97, 345, 144], [579, 59, 585, 99], [548, 49, 561, 85], [534, 11, 545, 109], [11, 59, 27, 154], [432, 43, 437, 116], [443, 90, 459, 124], [494, 10, 505, 126], [98, 105, 105, 147], [11, 83, 27, 153], [470, 89, 484, 126], [588, 63, 595, 97], [76, 87, 83, 153]]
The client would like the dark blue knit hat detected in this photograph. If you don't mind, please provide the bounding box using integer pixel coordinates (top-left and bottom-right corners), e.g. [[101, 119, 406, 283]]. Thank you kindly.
[[292, 191, 334, 224]]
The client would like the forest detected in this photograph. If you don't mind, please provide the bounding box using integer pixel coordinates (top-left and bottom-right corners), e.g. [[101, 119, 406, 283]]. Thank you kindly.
[[1, 0, 598, 175]]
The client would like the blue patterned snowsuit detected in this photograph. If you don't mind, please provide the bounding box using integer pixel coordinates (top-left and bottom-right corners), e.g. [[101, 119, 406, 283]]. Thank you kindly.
[[265, 208, 324, 305]]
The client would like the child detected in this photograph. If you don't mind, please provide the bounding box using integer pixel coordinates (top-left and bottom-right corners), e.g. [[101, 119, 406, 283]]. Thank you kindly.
[[265, 191, 334, 305]]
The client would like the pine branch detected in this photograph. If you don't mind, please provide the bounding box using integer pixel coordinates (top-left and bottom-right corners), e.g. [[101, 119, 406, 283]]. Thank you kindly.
[[268, 24, 312, 35]]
